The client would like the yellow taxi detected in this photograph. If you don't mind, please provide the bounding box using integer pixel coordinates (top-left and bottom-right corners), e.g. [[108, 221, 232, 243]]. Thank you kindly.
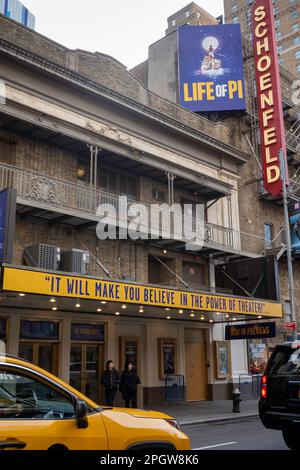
[[0, 355, 190, 450]]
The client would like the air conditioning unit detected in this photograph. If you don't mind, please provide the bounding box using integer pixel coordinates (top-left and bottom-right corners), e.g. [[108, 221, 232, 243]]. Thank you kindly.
[[60, 249, 90, 275], [23, 244, 61, 270]]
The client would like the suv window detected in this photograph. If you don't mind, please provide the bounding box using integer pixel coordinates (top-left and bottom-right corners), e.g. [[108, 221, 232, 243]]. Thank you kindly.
[[0, 369, 75, 419], [268, 347, 300, 376]]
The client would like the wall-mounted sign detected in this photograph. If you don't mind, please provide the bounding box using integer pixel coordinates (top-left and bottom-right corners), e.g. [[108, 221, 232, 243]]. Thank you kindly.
[[119, 337, 140, 370], [214, 341, 231, 379], [178, 24, 246, 112], [0, 189, 16, 263], [252, 0, 288, 197], [225, 322, 276, 340], [71, 323, 104, 342], [2, 267, 284, 318], [248, 340, 268, 374], [289, 202, 300, 257], [284, 322, 296, 331], [158, 338, 177, 379]]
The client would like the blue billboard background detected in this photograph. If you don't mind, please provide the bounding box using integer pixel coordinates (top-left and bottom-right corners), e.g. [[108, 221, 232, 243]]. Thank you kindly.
[[178, 24, 246, 112], [290, 202, 300, 258]]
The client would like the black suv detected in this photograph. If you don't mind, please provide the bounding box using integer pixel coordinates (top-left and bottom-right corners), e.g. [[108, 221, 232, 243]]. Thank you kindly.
[[259, 341, 300, 450]]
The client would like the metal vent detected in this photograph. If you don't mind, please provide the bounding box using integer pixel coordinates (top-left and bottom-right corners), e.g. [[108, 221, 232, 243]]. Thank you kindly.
[[23, 244, 61, 270], [60, 249, 90, 275]]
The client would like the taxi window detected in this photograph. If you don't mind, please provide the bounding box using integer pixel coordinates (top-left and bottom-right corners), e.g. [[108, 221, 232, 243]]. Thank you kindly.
[[268, 348, 300, 376], [0, 369, 75, 419]]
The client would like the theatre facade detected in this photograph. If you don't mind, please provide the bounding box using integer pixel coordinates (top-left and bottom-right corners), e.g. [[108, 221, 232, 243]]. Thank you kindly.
[[0, 15, 283, 405]]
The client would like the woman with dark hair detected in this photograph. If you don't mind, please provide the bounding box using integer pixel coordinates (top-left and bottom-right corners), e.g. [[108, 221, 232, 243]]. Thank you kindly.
[[101, 360, 120, 407], [119, 361, 141, 408]]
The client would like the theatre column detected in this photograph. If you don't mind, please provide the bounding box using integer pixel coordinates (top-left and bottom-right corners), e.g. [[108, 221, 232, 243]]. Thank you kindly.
[[7, 314, 20, 356], [59, 318, 71, 382], [106, 319, 117, 366]]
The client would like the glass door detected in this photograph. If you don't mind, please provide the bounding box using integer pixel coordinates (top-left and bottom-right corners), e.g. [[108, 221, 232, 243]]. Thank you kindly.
[[70, 344, 103, 403], [19, 342, 58, 374]]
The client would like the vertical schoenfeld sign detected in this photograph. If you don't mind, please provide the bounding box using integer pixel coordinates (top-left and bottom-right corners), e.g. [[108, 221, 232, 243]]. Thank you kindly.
[[252, 0, 288, 197]]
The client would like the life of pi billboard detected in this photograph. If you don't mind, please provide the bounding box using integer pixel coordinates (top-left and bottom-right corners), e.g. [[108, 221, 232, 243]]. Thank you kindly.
[[178, 24, 246, 112]]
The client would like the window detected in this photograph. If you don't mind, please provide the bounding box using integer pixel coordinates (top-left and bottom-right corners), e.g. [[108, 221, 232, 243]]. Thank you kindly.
[[197, 12, 200, 18], [99, 167, 138, 200], [293, 37, 300, 45], [274, 6, 279, 15], [232, 4, 238, 12], [275, 19, 281, 29], [279, 58, 284, 65], [295, 50, 300, 59], [268, 347, 300, 376], [277, 45, 283, 53], [297, 64, 300, 72], [152, 189, 166, 202], [171, 19, 176, 26], [291, 11, 299, 20], [264, 223, 274, 249], [276, 31, 282, 40], [0, 369, 75, 419], [232, 16, 238, 23], [292, 24, 299, 32], [77, 161, 139, 200], [185, 11, 190, 18], [20, 321, 59, 340]]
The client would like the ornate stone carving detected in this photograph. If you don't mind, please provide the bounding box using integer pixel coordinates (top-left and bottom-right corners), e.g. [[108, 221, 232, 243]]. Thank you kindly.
[[27, 176, 59, 204]]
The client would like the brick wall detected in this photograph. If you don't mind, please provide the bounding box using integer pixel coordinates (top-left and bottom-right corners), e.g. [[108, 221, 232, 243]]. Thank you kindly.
[[15, 136, 77, 181], [225, 0, 300, 76], [14, 215, 208, 288], [3, 132, 209, 288], [238, 155, 300, 331]]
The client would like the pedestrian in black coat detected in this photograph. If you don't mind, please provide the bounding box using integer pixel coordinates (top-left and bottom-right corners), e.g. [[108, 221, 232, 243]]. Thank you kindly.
[[119, 361, 141, 408], [101, 360, 120, 407]]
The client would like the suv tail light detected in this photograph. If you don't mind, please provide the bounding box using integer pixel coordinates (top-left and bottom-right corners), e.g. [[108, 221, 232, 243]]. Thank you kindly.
[[261, 375, 267, 399]]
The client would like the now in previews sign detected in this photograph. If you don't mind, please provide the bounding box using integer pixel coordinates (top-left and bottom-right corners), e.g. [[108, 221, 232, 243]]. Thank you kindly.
[[252, 0, 288, 197]]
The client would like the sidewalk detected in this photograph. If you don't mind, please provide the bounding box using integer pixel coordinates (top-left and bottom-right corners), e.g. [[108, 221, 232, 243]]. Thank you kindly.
[[146, 400, 259, 426]]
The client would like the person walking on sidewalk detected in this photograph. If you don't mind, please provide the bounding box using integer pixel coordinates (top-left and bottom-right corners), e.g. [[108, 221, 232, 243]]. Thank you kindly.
[[101, 360, 120, 407], [119, 361, 141, 408]]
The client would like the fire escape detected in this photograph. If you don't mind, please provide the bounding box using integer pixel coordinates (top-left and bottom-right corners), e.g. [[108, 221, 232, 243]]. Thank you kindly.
[[240, 3, 300, 261]]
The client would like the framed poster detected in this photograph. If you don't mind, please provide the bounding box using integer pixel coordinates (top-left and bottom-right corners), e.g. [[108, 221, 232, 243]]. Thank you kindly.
[[248, 340, 268, 374], [214, 341, 231, 379], [158, 338, 177, 379], [119, 336, 140, 370]]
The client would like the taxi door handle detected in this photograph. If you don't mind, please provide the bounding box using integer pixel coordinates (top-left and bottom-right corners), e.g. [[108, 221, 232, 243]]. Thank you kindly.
[[0, 440, 27, 449]]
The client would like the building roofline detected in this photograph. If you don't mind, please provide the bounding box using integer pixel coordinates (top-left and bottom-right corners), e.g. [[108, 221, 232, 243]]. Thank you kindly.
[[167, 2, 218, 23], [0, 34, 249, 165]]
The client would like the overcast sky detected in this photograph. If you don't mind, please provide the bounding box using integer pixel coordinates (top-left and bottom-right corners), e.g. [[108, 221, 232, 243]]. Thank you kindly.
[[21, 0, 224, 69]]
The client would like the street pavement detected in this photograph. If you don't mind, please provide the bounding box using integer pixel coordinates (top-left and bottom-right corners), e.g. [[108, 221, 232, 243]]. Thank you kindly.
[[183, 416, 289, 450], [150, 400, 259, 425]]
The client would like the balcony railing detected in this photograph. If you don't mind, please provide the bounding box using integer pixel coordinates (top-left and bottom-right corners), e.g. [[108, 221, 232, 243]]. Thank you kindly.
[[0, 163, 266, 256]]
